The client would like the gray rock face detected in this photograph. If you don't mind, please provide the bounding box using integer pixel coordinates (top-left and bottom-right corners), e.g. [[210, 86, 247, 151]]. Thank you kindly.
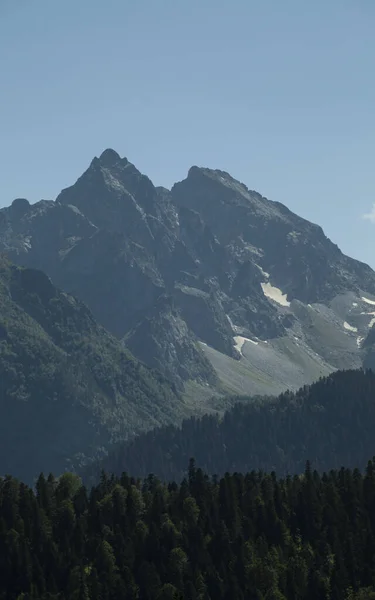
[[2, 149, 375, 398], [124, 294, 218, 389], [172, 166, 375, 304], [174, 284, 237, 358], [0, 198, 97, 274]]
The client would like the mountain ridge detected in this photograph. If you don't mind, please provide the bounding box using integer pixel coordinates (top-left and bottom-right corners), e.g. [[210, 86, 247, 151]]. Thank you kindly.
[[2, 148, 375, 400]]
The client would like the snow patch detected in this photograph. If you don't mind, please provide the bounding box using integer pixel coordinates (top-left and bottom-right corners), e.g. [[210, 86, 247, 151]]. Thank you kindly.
[[261, 282, 290, 307], [234, 335, 258, 355], [357, 336, 364, 348], [362, 296, 375, 306], [352, 302, 358, 307], [370, 317, 375, 329], [343, 321, 358, 333]]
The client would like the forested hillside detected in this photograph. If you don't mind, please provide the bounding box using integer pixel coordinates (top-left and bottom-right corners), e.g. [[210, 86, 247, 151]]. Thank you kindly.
[[0, 255, 182, 482], [84, 369, 375, 485], [3, 461, 375, 598]]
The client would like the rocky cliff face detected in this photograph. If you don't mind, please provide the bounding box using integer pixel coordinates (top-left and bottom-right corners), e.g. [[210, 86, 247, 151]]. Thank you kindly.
[[124, 294, 218, 390], [172, 166, 375, 303], [2, 149, 375, 399]]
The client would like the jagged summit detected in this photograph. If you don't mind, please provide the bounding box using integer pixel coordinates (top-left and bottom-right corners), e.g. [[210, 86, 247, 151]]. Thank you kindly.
[[187, 165, 243, 184], [98, 148, 122, 166], [2, 149, 375, 404], [11, 197, 30, 216], [87, 148, 129, 174], [11, 197, 30, 208]]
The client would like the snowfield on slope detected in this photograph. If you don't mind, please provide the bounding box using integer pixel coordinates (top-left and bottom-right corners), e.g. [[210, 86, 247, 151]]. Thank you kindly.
[[362, 296, 375, 306], [261, 282, 290, 307], [234, 335, 258, 355]]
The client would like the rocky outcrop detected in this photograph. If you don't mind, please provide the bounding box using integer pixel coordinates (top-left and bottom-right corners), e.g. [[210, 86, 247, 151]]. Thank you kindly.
[[173, 284, 237, 358], [124, 294, 218, 389], [0, 198, 97, 274]]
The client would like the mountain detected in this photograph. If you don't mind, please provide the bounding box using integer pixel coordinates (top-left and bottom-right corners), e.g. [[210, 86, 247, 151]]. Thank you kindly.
[[0, 256, 188, 483], [123, 294, 218, 391], [2, 149, 375, 400], [84, 369, 375, 485], [172, 166, 375, 303]]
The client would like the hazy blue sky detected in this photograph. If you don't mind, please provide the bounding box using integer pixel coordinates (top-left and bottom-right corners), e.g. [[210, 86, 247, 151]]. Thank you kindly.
[[1, 1, 374, 265]]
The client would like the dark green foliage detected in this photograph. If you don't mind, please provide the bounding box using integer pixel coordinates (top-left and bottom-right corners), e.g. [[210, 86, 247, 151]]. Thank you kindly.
[[3, 461, 375, 598], [0, 256, 182, 483], [85, 369, 375, 484]]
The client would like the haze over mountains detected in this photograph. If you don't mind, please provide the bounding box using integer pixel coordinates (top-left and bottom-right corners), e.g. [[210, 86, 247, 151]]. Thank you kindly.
[[2, 149, 375, 481]]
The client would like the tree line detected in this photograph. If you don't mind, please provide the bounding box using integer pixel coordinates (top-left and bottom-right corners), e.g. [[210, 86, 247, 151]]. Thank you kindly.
[[84, 369, 375, 485]]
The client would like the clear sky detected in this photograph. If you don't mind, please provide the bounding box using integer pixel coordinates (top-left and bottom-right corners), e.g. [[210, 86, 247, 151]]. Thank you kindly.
[[1, 0, 374, 265]]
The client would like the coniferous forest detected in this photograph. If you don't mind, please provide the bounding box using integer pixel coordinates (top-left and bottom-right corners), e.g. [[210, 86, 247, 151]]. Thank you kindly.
[[84, 370, 375, 485], [3, 461, 375, 598], [3, 367, 375, 599]]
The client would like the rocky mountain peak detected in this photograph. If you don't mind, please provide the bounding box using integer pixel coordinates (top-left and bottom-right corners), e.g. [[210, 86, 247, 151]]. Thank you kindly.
[[98, 148, 122, 167], [3, 150, 375, 404], [186, 165, 201, 179], [11, 198, 31, 218], [185, 165, 254, 196]]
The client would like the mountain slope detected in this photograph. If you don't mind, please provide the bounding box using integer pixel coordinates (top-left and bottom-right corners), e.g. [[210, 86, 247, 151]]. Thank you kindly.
[[172, 166, 375, 303], [83, 369, 375, 485], [123, 294, 218, 390], [2, 150, 375, 400], [0, 256, 184, 483]]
